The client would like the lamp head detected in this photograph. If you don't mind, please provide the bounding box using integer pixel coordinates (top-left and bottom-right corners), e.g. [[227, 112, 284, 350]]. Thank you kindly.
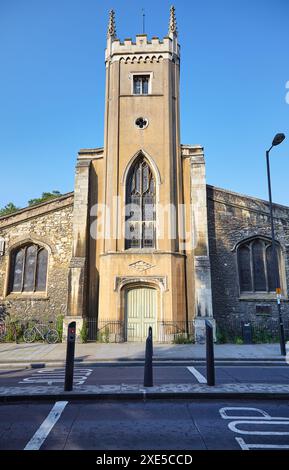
[[272, 133, 286, 147]]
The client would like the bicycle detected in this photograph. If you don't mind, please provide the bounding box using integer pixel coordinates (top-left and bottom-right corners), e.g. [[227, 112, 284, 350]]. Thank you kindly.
[[23, 320, 59, 344]]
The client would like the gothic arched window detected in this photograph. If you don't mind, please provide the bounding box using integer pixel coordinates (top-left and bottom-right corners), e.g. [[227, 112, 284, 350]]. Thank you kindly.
[[125, 157, 156, 249], [237, 237, 281, 294], [9, 244, 48, 293]]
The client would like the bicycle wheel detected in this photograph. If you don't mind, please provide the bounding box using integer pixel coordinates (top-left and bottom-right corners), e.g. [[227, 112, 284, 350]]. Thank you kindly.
[[46, 329, 59, 344], [23, 328, 36, 343]]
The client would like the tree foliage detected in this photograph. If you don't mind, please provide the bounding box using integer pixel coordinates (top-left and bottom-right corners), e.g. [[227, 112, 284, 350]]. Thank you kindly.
[[0, 191, 63, 216], [0, 202, 20, 216], [28, 191, 62, 206]]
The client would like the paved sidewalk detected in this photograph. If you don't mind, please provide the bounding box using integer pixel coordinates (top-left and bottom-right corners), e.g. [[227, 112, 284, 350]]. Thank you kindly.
[[0, 342, 287, 367], [0, 343, 288, 400], [1, 383, 289, 402]]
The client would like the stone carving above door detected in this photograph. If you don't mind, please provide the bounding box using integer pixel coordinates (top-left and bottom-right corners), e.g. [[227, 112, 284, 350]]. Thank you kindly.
[[129, 261, 155, 273], [114, 276, 168, 292]]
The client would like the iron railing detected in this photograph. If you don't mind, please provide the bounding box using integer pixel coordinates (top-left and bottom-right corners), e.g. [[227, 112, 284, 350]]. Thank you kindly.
[[157, 321, 195, 343], [86, 319, 195, 343], [86, 315, 289, 344], [85, 319, 124, 343]]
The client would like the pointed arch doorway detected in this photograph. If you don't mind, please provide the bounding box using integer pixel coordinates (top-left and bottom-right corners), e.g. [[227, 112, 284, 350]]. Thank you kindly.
[[125, 286, 157, 342]]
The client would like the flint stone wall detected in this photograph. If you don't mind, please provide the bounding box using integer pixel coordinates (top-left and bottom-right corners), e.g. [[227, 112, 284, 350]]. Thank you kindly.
[[207, 185, 289, 336], [0, 194, 74, 322]]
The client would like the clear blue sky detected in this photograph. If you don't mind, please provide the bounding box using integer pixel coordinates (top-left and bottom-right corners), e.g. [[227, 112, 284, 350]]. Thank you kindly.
[[1, 0, 289, 208]]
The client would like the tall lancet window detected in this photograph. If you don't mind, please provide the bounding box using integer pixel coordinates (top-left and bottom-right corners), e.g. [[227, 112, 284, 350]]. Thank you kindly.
[[9, 244, 48, 293], [125, 157, 156, 249]]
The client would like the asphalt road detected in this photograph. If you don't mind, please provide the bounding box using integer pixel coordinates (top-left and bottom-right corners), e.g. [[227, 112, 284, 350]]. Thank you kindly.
[[0, 363, 289, 387], [0, 399, 289, 450]]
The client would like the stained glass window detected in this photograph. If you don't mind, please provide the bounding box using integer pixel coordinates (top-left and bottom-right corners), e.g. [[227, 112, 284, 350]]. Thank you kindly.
[[10, 244, 48, 293], [12, 248, 25, 292], [252, 240, 267, 292], [126, 157, 156, 249], [23, 245, 38, 292], [36, 249, 48, 292], [238, 245, 252, 292], [266, 245, 277, 293], [237, 238, 281, 294]]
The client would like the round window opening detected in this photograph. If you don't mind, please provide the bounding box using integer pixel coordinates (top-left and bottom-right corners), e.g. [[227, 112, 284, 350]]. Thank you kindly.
[[135, 117, 148, 129]]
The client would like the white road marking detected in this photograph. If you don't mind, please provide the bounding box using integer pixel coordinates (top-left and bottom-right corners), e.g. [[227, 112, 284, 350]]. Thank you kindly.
[[24, 401, 68, 450], [235, 437, 250, 450], [187, 366, 207, 384], [220, 407, 271, 420], [236, 437, 289, 450], [35, 368, 92, 376], [19, 368, 93, 385], [220, 406, 289, 450], [228, 420, 289, 435], [19, 378, 87, 385]]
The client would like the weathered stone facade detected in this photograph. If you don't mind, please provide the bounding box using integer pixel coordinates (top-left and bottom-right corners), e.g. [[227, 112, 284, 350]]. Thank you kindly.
[[0, 194, 73, 321], [1, 9, 288, 344], [207, 185, 289, 334]]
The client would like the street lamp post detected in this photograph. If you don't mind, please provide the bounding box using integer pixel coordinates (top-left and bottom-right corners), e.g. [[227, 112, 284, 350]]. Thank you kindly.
[[266, 133, 286, 356]]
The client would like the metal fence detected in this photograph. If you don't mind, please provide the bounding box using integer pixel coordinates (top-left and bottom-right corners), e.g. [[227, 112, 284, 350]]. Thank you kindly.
[[96, 321, 125, 343], [216, 316, 289, 344], [86, 319, 195, 343], [86, 316, 289, 344], [157, 321, 195, 343]]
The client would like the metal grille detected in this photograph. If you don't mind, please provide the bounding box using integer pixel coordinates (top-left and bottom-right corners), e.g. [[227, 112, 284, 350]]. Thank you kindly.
[[91, 320, 125, 343], [157, 321, 195, 343], [87, 319, 195, 344]]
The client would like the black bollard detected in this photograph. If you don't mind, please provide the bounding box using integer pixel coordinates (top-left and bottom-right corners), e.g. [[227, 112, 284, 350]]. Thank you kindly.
[[64, 321, 76, 392], [205, 320, 215, 386], [149, 326, 153, 356], [144, 327, 153, 387]]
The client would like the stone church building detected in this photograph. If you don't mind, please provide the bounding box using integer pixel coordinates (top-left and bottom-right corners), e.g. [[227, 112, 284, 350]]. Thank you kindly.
[[0, 8, 288, 343]]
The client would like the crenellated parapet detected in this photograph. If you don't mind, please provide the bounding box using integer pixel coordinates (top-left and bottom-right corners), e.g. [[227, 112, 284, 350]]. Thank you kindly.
[[105, 7, 180, 64], [105, 34, 180, 64]]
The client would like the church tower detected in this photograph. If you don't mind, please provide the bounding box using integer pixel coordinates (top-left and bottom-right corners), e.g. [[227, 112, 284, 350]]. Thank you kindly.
[[66, 7, 214, 343], [98, 7, 188, 341], [103, 7, 181, 254]]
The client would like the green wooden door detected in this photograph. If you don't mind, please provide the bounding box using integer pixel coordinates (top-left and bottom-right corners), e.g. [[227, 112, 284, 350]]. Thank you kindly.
[[125, 287, 157, 342]]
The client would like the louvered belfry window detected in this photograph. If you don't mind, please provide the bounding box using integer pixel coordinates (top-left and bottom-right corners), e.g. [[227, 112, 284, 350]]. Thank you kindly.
[[126, 158, 156, 249], [9, 244, 48, 293]]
